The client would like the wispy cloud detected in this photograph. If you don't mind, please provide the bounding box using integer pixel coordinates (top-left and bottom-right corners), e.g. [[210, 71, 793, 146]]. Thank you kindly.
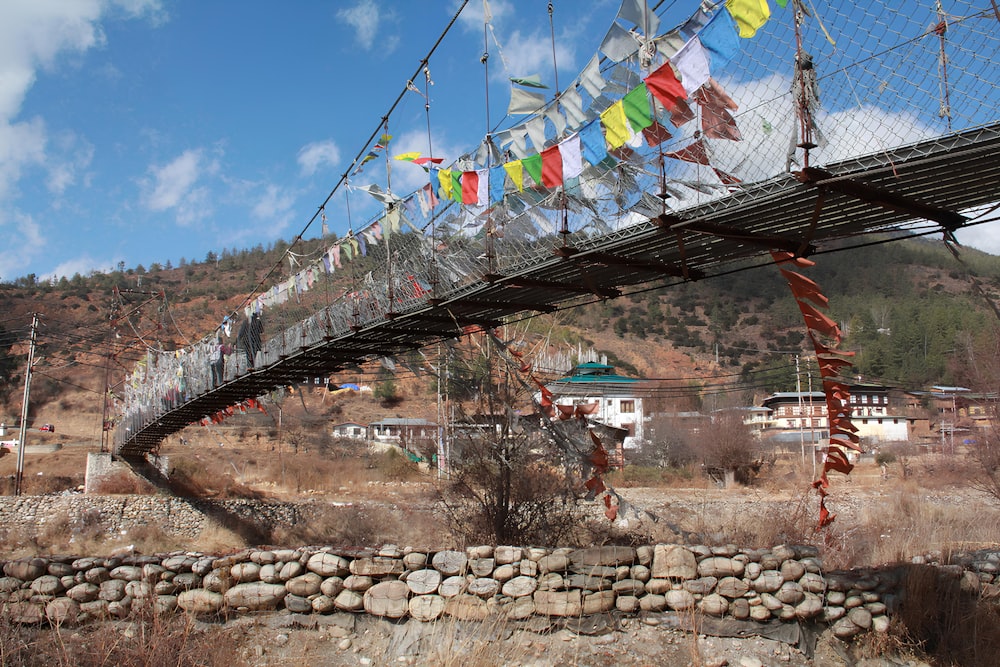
[[336, 2, 397, 53], [141, 148, 219, 226], [143, 149, 202, 211], [0, 0, 165, 278], [298, 140, 341, 177]]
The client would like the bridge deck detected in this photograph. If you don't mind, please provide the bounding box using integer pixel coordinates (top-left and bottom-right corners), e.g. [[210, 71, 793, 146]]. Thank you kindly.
[[116, 123, 1000, 456]]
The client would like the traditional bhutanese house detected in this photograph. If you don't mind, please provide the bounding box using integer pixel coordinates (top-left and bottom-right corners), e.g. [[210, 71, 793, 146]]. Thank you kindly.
[[330, 421, 367, 440], [761, 385, 913, 451], [848, 383, 914, 446], [541, 362, 646, 468], [760, 391, 829, 453], [368, 418, 438, 459]]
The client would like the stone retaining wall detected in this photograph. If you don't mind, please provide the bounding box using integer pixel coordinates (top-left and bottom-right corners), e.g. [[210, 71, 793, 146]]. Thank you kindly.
[[2, 541, 998, 642], [0, 494, 317, 539]]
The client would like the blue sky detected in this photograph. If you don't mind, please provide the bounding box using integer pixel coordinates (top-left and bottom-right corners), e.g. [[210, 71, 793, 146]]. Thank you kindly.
[[1, 0, 997, 282]]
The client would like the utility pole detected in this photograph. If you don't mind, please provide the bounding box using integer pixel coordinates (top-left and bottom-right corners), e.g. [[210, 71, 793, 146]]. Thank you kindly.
[[796, 354, 805, 465], [16, 313, 39, 496]]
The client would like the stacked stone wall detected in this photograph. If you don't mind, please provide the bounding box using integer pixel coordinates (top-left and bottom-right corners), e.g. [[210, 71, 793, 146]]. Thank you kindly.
[[2, 538, 998, 642]]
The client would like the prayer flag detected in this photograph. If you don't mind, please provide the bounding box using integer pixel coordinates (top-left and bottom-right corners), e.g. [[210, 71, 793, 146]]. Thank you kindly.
[[579, 120, 609, 166], [664, 138, 709, 165], [438, 169, 453, 201], [699, 8, 741, 67], [726, 0, 771, 38], [450, 170, 463, 202], [510, 75, 548, 88], [541, 145, 563, 188], [394, 152, 421, 161], [600, 100, 631, 149], [644, 61, 687, 112], [672, 36, 711, 95], [508, 87, 546, 115], [559, 134, 583, 179], [489, 166, 506, 204], [622, 83, 653, 133], [462, 170, 480, 205], [522, 154, 543, 186], [504, 160, 525, 191]]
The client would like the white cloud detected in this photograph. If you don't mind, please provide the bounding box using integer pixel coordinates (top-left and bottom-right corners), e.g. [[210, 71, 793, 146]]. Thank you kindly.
[[456, 0, 512, 31], [297, 140, 341, 177], [336, 2, 396, 53], [0, 210, 43, 279], [45, 253, 113, 281], [494, 29, 576, 85], [0, 117, 46, 201], [955, 220, 1000, 256], [0, 0, 165, 279], [251, 183, 296, 231], [143, 149, 204, 211]]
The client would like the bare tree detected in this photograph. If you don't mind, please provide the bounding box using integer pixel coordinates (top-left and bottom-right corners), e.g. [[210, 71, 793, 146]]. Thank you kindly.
[[697, 410, 767, 486], [440, 343, 579, 545]]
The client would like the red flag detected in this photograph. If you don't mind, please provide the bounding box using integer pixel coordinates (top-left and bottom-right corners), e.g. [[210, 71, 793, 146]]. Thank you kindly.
[[694, 78, 742, 141], [810, 335, 855, 359], [771, 250, 816, 268], [665, 139, 709, 165], [413, 156, 444, 165], [644, 61, 687, 111], [713, 167, 742, 185], [461, 171, 479, 205], [817, 356, 853, 377], [780, 268, 829, 308], [642, 121, 672, 146], [797, 300, 842, 339], [556, 404, 575, 420], [541, 145, 563, 188]]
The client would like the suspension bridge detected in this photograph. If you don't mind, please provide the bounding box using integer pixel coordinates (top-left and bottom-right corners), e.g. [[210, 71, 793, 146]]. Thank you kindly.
[[113, 0, 1000, 459]]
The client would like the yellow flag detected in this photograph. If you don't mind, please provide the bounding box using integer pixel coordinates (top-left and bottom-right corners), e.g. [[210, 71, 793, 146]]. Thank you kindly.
[[438, 169, 453, 200], [394, 151, 421, 161], [600, 101, 630, 150], [726, 0, 770, 38], [503, 160, 524, 191]]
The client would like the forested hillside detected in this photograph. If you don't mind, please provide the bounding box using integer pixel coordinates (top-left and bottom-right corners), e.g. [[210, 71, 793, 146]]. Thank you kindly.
[[1, 234, 999, 428]]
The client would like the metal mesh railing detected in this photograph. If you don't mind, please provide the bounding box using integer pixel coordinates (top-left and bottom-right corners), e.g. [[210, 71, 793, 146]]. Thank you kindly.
[[114, 1, 1000, 451]]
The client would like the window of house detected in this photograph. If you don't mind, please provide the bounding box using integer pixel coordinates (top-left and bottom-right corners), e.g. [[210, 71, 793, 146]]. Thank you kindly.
[[620, 400, 635, 413]]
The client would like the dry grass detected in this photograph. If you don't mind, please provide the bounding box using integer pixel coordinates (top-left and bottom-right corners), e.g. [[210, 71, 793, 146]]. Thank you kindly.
[[0, 605, 249, 667]]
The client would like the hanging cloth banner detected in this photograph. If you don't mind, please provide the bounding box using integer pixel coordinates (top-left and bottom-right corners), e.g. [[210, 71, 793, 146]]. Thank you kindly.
[[560, 86, 589, 129], [579, 120, 610, 166], [664, 138, 710, 165], [600, 100, 631, 149], [622, 83, 654, 134], [489, 165, 507, 204], [461, 170, 480, 205], [508, 86, 547, 115], [438, 169, 454, 201], [726, 0, 771, 39], [559, 134, 584, 180], [578, 54, 607, 100], [541, 145, 563, 188], [672, 36, 711, 96], [504, 160, 525, 191], [695, 78, 742, 141], [644, 61, 688, 114], [450, 170, 463, 202], [599, 21, 639, 62], [617, 0, 660, 35], [699, 8, 741, 67], [522, 153, 543, 187]]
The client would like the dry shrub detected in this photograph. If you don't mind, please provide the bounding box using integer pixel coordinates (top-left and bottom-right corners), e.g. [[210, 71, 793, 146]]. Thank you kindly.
[[271, 502, 451, 550], [880, 564, 1000, 666], [91, 470, 157, 495], [0, 605, 249, 667], [192, 523, 249, 553]]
